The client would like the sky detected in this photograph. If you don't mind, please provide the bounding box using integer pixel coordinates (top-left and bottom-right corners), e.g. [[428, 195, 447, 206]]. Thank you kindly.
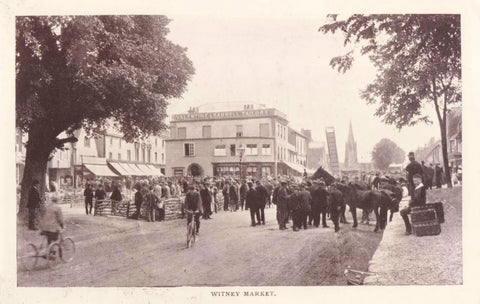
[[164, 14, 440, 163]]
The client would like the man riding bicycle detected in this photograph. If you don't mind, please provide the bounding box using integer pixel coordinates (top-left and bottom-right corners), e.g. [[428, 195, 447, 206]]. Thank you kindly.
[[39, 194, 65, 245], [184, 185, 203, 235]]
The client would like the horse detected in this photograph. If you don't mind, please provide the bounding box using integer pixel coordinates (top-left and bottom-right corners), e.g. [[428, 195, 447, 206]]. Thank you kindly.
[[342, 183, 395, 232], [311, 166, 336, 186], [378, 181, 403, 221]]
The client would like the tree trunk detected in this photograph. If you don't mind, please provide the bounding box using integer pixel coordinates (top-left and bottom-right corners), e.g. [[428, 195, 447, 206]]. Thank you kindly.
[[440, 116, 453, 188], [17, 128, 55, 222]]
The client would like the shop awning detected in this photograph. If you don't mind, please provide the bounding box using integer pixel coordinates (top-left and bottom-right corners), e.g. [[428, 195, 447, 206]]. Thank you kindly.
[[84, 163, 118, 177], [123, 163, 145, 176], [136, 164, 154, 176], [109, 162, 131, 176], [280, 161, 305, 175], [145, 164, 164, 176]]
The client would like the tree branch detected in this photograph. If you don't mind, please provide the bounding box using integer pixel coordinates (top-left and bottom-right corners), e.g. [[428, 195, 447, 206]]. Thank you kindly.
[[54, 136, 78, 149]]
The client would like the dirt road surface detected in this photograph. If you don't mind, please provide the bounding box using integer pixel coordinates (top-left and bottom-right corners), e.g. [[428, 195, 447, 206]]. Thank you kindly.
[[17, 205, 381, 287]]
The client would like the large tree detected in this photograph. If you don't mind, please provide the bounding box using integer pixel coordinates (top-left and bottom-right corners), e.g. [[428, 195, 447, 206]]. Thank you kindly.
[[320, 14, 461, 187], [16, 16, 194, 217], [371, 138, 405, 171]]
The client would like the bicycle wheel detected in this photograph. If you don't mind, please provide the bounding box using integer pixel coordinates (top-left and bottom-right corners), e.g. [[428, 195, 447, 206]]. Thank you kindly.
[[19, 243, 38, 271], [47, 243, 62, 269], [59, 238, 75, 263], [187, 224, 193, 248]]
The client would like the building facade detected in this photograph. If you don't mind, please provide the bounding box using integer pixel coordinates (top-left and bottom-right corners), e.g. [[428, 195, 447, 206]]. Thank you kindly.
[[166, 104, 309, 178]]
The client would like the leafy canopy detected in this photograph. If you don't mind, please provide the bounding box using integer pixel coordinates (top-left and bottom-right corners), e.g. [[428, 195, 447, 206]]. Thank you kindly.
[[371, 138, 405, 170], [16, 16, 194, 142], [319, 14, 461, 129]]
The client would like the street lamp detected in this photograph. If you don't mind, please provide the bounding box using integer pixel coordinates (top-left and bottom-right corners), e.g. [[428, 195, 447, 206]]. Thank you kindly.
[[237, 145, 245, 179]]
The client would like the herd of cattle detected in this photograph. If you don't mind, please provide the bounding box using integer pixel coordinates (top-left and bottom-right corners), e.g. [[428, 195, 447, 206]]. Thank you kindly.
[[312, 167, 405, 232]]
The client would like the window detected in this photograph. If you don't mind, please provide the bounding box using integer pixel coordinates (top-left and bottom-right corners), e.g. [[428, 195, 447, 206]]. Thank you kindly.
[[214, 145, 227, 156], [118, 153, 121, 160], [262, 144, 271, 155], [155, 152, 158, 163], [155, 138, 158, 147], [109, 152, 113, 160], [260, 123, 269, 137], [236, 125, 243, 137], [162, 153, 165, 163], [135, 144, 139, 161], [162, 140, 164, 148], [246, 166, 257, 176], [178, 127, 186, 139], [230, 144, 236, 156], [142, 148, 146, 163], [127, 150, 131, 161], [261, 166, 271, 177], [184, 143, 195, 156], [202, 125, 212, 138], [245, 144, 258, 155], [84, 136, 90, 148], [147, 148, 151, 163], [119, 139, 121, 148], [110, 137, 113, 146]]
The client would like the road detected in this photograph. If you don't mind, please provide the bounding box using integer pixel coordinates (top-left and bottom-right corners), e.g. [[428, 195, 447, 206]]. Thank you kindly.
[[17, 204, 381, 287]]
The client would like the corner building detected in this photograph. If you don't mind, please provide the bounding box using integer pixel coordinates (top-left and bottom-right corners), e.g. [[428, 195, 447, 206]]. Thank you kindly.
[[166, 104, 308, 178]]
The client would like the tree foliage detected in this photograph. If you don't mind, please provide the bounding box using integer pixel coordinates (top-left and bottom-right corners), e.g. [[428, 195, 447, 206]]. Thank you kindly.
[[16, 15, 194, 142], [320, 14, 460, 186], [371, 138, 405, 170], [16, 16, 194, 215]]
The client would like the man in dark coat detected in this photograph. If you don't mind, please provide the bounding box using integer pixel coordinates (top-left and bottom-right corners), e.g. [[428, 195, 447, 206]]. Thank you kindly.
[[264, 181, 273, 208], [255, 180, 269, 225], [132, 185, 143, 220], [297, 184, 312, 230], [400, 174, 426, 235], [222, 181, 230, 211], [84, 183, 94, 215], [327, 183, 344, 232], [27, 179, 42, 230], [405, 152, 424, 196], [245, 182, 260, 226], [435, 164, 444, 189], [275, 181, 290, 230], [287, 185, 302, 231], [199, 183, 212, 219], [110, 184, 123, 215], [239, 180, 248, 211], [310, 180, 329, 228], [229, 181, 239, 211]]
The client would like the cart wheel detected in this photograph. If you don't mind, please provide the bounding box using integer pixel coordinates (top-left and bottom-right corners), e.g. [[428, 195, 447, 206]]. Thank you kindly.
[[59, 238, 75, 263], [19, 243, 38, 271], [47, 243, 62, 269]]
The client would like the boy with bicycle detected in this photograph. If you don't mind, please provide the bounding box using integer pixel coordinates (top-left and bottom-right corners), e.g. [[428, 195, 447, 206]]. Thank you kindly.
[[39, 194, 65, 245], [184, 185, 203, 235]]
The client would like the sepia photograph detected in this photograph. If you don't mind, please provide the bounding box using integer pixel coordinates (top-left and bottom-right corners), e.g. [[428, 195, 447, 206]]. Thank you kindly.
[[2, 1, 478, 303]]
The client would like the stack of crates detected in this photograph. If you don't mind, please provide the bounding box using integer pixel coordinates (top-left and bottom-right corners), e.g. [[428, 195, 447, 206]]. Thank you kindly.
[[410, 202, 444, 237]]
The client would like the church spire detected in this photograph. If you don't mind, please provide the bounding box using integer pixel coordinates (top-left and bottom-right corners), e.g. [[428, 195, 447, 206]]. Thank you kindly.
[[347, 120, 355, 143]]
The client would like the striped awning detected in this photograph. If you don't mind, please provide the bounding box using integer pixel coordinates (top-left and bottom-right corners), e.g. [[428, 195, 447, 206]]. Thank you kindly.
[[109, 162, 131, 176], [84, 164, 118, 177]]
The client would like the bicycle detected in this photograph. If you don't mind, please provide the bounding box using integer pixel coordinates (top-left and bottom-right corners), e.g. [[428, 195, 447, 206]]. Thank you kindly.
[[344, 266, 378, 285], [19, 229, 75, 271], [185, 210, 200, 248]]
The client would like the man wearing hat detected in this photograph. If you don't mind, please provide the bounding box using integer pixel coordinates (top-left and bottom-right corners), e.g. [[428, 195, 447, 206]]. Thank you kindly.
[[405, 152, 424, 197], [297, 183, 312, 230], [255, 180, 269, 225], [310, 180, 329, 228], [327, 183, 344, 232], [276, 180, 290, 230], [245, 182, 260, 226], [287, 184, 302, 231], [434, 163, 444, 189]]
